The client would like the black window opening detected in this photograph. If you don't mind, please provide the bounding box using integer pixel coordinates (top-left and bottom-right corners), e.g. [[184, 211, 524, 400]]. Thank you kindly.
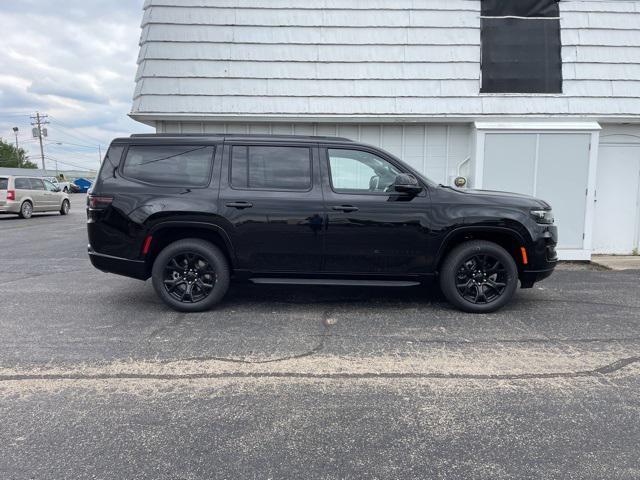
[[122, 145, 214, 187], [481, 0, 562, 94], [231, 145, 312, 191]]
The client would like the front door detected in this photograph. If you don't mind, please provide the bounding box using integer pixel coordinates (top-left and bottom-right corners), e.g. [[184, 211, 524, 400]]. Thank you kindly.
[[219, 143, 324, 273], [321, 147, 432, 275], [593, 144, 640, 254], [28, 178, 48, 211]]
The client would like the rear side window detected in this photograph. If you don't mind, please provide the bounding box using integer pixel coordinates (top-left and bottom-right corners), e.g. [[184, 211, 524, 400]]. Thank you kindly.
[[0, 178, 7, 190], [231, 145, 312, 191], [15, 178, 31, 190], [122, 145, 214, 187]]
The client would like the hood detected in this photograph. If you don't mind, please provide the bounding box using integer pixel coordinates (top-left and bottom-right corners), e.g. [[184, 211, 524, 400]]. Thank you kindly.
[[445, 186, 551, 209]]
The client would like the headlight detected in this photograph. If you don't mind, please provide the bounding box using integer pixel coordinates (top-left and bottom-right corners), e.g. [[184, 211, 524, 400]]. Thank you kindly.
[[530, 209, 554, 224]]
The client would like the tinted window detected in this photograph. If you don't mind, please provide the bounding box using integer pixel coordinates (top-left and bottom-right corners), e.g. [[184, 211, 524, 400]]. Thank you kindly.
[[328, 149, 401, 193], [231, 146, 311, 191], [29, 178, 45, 190], [123, 145, 214, 187], [15, 178, 31, 190], [0, 178, 7, 190]]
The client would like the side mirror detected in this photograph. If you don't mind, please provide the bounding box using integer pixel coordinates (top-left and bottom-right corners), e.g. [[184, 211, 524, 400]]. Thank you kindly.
[[393, 173, 423, 195], [53, 187, 61, 193]]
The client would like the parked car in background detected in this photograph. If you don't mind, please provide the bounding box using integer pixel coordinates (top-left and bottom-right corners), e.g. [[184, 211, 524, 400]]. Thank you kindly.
[[73, 177, 93, 193], [45, 176, 72, 193], [87, 134, 558, 314], [0, 175, 70, 219]]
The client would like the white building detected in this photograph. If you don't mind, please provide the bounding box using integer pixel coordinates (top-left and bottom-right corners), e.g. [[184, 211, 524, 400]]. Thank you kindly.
[[130, 0, 640, 259]]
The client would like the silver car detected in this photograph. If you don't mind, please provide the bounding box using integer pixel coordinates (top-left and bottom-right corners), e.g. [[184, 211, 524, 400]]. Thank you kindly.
[[0, 175, 71, 219]]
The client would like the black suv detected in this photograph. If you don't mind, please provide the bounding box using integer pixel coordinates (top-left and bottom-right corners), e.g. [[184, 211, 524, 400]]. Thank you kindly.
[[87, 134, 557, 313]]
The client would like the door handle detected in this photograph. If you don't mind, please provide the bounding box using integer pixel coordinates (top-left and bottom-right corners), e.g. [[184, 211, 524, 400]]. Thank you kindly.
[[331, 205, 359, 213], [225, 201, 253, 209]]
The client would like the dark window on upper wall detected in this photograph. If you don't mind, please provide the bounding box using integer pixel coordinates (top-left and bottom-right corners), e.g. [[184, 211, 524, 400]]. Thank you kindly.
[[231, 145, 312, 191], [481, 0, 562, 93]]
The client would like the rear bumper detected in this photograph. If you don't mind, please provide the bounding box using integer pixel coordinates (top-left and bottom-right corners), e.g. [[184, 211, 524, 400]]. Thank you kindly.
[[0, 201, 20, 214], [88, 246, 149, 280]]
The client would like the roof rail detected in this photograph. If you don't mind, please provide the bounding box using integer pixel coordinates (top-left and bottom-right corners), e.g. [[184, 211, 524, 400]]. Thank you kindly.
[[129, 133, 353, 142]]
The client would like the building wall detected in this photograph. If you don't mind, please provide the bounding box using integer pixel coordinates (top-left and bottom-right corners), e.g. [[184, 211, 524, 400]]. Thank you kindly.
[[133, 0, 640, 121], [157, 120, 471, 186]]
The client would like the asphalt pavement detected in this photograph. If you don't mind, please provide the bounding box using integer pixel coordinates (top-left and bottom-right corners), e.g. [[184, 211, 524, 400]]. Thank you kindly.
[[1, 205, 639, 479]]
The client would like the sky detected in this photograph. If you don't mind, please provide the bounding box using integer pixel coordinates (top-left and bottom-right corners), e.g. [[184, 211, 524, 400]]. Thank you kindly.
[[0, 0, 153, 172]]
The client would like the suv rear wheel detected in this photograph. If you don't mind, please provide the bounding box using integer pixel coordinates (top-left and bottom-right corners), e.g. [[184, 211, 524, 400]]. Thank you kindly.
[[439, 240, 518, 313], [152, 239, 230, 312], [19, 200, 33, 219]]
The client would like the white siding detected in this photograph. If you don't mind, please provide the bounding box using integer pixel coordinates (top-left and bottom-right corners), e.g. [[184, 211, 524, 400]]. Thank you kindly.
[[157, 120, 471, 185], [132, 0, 640, 120]]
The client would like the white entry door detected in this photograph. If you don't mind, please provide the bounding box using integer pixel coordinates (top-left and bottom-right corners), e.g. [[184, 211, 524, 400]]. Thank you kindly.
[[593, 145, 640, 254]]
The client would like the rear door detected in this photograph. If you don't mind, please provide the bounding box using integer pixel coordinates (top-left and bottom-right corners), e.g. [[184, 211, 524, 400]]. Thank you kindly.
[[218, 142, 324, 273], [14, 178, 33, 207], [320, 146, 432, 275]]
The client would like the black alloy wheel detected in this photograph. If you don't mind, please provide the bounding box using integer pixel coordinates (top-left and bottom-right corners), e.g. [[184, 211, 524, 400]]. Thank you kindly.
[[439, 240, 518, 313], [163, 252, 217, 303], [151, 238, 230, 312], [455, 254, 507, 305]]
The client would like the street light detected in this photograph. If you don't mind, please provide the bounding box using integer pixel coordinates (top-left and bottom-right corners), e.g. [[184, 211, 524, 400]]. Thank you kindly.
[[12, 127, 20, 167]]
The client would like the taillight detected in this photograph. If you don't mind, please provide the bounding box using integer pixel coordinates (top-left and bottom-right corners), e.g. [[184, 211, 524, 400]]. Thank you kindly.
[[87, 195, 113, 209], [7, 190, 15, 201]]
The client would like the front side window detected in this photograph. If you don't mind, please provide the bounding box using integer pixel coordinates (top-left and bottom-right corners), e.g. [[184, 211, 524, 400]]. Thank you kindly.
[[328, 149, 402, 193], [122, 145, 214, 187], [231, 145, 312, 191], [44, 180, 57, 192]]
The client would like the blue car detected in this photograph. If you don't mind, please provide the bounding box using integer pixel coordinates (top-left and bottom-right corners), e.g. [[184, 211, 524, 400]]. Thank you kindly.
[[73, 177, 93, 193]]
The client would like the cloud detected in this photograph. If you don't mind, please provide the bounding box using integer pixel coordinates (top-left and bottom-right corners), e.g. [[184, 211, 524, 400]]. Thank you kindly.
[[0, 1, 153, 171]]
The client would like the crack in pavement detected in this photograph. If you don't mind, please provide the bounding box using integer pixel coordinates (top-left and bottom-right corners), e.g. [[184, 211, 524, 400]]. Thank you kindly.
[[0, 356, 638, 383], [147, 308, 334, 365]]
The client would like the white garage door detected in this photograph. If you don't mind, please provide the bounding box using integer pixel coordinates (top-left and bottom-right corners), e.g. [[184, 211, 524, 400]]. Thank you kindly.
[[482, 132, 592, 251], [158, 121, 471, 187], [593, 144, 640, 254]]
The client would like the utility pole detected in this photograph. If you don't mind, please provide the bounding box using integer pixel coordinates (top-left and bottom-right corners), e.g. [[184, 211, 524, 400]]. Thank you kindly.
[[30, 112, 49, 171]]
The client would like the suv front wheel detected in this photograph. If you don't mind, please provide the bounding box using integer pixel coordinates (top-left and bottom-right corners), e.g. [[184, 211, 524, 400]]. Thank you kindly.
[[439, 240, 518, 313], [151, 238, 230, 312]]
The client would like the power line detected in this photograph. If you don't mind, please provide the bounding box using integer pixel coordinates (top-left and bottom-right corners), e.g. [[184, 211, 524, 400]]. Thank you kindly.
[[47, 115, 106, 146], [45, 155, 96, 171]]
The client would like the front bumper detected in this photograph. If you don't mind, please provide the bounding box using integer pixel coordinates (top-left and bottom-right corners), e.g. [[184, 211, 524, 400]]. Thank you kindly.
[[88, 246, 149, 280], [520, 224, 558, 288]]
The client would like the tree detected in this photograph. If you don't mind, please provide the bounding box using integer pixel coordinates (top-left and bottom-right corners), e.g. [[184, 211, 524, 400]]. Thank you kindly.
[[0, 139, 38, 168]]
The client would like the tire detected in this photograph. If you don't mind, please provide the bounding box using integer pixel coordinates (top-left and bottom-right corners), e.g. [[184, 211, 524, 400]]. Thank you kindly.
[[439, 240, 518, 313], [18, 201, 33, 219], [60, 199, 70, 215], [151, 238, 230, 312]]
